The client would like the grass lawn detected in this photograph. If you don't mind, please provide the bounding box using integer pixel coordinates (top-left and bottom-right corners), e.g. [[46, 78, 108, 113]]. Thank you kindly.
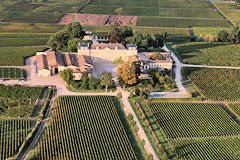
[[174, 42, 240, 66]]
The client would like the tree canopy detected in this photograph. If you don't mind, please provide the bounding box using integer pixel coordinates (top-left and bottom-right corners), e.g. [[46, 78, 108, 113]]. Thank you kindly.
[[109, 26, 168, 51], [101, 72, 114, 91], [117, 62, 137, 86], [150, 52, 165, 60], [60, 69, 74, 85], [47, 22, 85, 51]]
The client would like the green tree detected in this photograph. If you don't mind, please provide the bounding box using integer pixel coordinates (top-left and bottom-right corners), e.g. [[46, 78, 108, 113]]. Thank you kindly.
[[100, 72, 114, 91], [47, 30, 70, 51], [67, 38, 80, 52], [230, 25, 240, 43], [115, 8, 123, 15], [109, 27, 124, 43], [132, 61, 141, 76], [65, 22, 85, 39], [217, 30, 230, 42], [150, 52, 165, 60], [89, 76, 99, 90], [60, 69, 74, 85], [161, 152, 168, 160]]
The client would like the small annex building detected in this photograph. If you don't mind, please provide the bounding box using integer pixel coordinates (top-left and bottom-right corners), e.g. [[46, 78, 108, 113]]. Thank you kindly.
[[138, 52, 173, 71], [78, 43, 137, 61], [36, 51, 93, 80]]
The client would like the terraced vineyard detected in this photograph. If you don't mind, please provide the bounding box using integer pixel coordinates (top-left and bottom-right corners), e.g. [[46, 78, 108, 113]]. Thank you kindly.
[[0, 119, 36, 160], [229, 104, 240, 116], [148, 102, 240, 139], [171, 137, 240, 160], [183, 67, 240, 101], [29, 96, 136, 159]]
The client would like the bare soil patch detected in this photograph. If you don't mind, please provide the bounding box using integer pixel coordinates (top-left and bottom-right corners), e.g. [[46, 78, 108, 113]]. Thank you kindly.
[[58, 13, 138, 26]]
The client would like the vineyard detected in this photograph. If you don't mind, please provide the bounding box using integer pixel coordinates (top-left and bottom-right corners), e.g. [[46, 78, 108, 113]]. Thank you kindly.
[[0, 119, 36, 160], [175, 42, 240, 66], [0, 67, 25, 80], [148, 102, 240, 139], [183, 67, 240, 101], [0, 46, 47, 66], [0, 84, 43, 118], [0, 38, 48, 47], [28, 96, 136, 159], [229, 104, 240, 116], [171, 137, 240, 160]]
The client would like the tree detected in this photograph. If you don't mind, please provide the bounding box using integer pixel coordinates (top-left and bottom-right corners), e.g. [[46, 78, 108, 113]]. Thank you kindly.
[[150, 52, 165, 60], [65, 22, 85, 39], [115, 8, 122, 15], [157, 144, 164, 154], [60, 69, 74, 85], [100, 72, 114, 91], [230, 25, 240, 43], [47, 30, 70, 51], [89, 76, 99, 90], [113, 57, 124, 65], [67, 38, 80, 52], [109, 27, 124, 43], [117, 62, 137, 87], [132, 61, 141, 76], [217, 30, 229, 42], [161, 152, 168, 160]]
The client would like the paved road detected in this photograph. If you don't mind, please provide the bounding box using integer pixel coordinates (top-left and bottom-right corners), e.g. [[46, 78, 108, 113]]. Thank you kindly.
[[149, 45, 190, 98]]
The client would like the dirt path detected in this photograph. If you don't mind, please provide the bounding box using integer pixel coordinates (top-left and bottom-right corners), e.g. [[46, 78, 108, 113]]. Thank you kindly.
[[16, 98, 53, 160], [120, 88, 159, 160]]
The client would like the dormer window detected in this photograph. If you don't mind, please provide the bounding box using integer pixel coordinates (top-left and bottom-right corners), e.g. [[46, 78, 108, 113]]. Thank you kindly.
[[96, 47, 99, 50], [115, 47, 118, 50]]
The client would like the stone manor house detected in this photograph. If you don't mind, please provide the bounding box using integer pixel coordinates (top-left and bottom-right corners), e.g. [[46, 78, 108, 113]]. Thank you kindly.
[[36, 43, 173, 79]]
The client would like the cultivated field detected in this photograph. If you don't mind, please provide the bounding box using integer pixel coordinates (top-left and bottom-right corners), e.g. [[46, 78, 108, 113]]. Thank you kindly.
[[213, 2, 240, 26], [0, 67, 25, 80], [174, 42, 240, 66], [80, 0, 231, 28], [148, 102, 240, 159], [148, 102, 240, 139], [171, 137, 240, 160], [0, 46, 47, 66], [229, 104, 240, 116], [0, 119, 36, 160], [0, 84, 43, 118], [28, 96, 137, 159], [183, 68, 240, 101]]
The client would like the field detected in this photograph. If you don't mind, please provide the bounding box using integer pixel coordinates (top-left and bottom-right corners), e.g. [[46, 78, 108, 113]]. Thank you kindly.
[[80, 0, 231, 28], [147, 102, 240, 159], [0, 46, 47, 66], [0, 84, 43, 118], [148, 102, 240, 139], [174, 42, 240, 66], [0, 119, 36, 160], [171, 137, 240, 160], [182, 67, 240, 101], [0, 1, 87, 24], [229, 104, 240, 116], [213, 2, 240, 26], [29, 96, 136, 159], [0, 67, 25, 80]]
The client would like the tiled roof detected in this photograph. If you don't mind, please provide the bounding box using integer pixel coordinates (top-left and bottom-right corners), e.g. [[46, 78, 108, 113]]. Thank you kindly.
[[36, 54, 48, 70]]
